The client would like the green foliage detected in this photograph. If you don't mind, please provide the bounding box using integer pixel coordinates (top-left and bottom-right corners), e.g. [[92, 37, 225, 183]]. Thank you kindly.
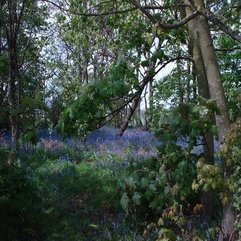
[[0, 139, 125, 241], [119, 157, 185, 217], [152, 97, 218, 145], [216, 35, 241, 121], [0, 146, 47, 241], [58, 58, 138, 136], [193, 119, 241, 213], [220, 119, 241, 226], [18, 126, 40, 145], [118, 98, 220, 236]]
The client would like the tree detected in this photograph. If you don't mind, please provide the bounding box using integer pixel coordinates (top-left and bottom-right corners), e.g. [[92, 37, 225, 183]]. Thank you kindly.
[[0, 0, 48, 145], [46, 1, 240, 239], [125, 1, 239, 239]]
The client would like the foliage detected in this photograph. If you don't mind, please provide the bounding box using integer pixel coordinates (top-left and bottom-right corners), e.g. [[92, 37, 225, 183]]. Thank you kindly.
[[0, 145, 47, 241], [57, 58, 138, 136], [1, 0, 241, 240], [118, 99, 222, 239], [220, 119, 241, 237], [152, 97, 218, 141], [193, 119, 241, 216], [0, 127, 161, 241], [0, 0, 49, 140], [216, 35, 241, 121]]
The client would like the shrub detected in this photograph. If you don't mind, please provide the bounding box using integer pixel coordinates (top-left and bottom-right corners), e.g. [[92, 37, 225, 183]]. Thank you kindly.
[[0, 146, 47, 241]]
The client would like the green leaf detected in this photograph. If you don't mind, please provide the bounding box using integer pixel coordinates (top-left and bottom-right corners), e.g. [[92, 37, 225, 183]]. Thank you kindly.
[[141, 60, 150, 67], [144, 189, 153, 200], [125, 176, 136, 190], [149, 199, 158, 209], [149, 183, 157, 192], [140, 177, 149, 188], [132, 192, 142, 205], [120, 192, 130, 210]]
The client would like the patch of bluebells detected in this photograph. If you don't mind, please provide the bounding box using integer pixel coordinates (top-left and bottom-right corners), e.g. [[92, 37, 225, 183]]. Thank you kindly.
[[58, 153, 75, 164], [85, 126, 159, 157], [38, 128, 62, 141], [1, 126, 159, 159], [1, 126, 221, 162], [56, 154, 76, 177], [0, 129, 13, 145]]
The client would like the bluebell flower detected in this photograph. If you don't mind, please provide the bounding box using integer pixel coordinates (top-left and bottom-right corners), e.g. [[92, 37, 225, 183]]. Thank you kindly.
[[112, 220, 120, 229]]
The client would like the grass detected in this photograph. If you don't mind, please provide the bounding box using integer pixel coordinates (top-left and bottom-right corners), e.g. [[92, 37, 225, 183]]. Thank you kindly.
[[0, 126, 158, 241]]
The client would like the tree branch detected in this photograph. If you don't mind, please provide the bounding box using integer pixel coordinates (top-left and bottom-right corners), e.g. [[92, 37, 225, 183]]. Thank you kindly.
[[129, 0, 200, 29], [202, 10, 241, 43], [215, 47, 241, 52], [41, 0, 138, 16], [118, 55, 190, 135], [42, 0, 189, 19]]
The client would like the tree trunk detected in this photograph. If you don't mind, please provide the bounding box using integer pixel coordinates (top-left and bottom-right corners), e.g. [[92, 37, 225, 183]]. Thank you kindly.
[[82, 47, 89, 85], [119, 96, 141, 136], [191, 0, 236, 239], [8, 44, 20, 144], [5, 0, 21, 145], [185, 0, 215, 220]]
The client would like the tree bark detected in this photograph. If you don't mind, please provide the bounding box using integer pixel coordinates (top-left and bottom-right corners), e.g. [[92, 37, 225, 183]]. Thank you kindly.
[[185, 0, 215, 220], [4, 0, 22, 144], [191, 0, 236, 239], [119, 96, 141, 136]]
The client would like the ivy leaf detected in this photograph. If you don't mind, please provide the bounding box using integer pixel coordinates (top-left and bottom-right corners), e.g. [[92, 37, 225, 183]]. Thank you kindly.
[[144, 189, 153, 200]]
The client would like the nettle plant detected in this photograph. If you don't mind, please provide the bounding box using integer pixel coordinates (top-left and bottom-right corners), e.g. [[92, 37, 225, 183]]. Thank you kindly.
[[119, 97, 219, 235]]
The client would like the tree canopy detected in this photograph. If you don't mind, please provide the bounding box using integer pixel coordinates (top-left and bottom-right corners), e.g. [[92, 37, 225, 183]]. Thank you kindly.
[[1, 0, 241, 240]]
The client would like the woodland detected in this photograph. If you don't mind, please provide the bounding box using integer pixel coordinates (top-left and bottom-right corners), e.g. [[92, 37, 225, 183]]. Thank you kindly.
[[0, 0, 241, 240]]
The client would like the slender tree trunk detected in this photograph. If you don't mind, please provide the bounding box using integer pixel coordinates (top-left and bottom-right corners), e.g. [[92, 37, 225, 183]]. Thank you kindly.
[[185, 59, 191, 102], [148, 79, 154, 127], [119, 96, 141, 136], [185, 0, 215, 220], [191, 0, 236, 239], [143, 86, 148, 130], [8, 42, 20, 144], [5, 0, 21, 145], [82, 47, 89, 85]]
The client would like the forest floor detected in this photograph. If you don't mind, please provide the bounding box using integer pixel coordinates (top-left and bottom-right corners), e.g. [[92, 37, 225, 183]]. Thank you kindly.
[[0, 126, 161, 241], [0, 126, 222, 241]]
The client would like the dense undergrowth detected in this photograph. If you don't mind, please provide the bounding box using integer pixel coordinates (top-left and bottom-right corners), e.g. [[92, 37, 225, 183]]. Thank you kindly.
[[0, 127, 160, 241], [1, 119, 237, 240]]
